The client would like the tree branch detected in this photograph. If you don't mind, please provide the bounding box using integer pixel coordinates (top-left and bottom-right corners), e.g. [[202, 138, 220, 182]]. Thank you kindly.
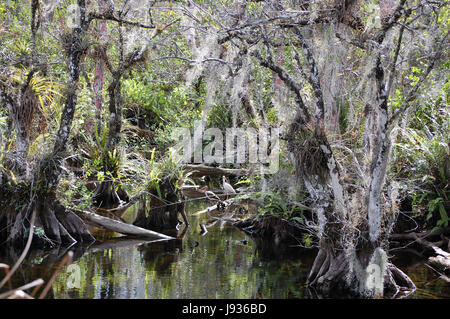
[[388, 31, 448, 128], [89, 11, 155, 29], [250, 50, 311, 123]]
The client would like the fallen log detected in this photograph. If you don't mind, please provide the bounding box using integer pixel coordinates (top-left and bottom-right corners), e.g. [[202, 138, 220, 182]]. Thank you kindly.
[[429, 255, 450, 273], [183, 164, 247, 177], [428, 246, 450, 274], [71, 209, 174, 240]]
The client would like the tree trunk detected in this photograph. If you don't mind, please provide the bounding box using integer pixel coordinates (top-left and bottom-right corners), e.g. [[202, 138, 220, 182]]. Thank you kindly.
[[91, 72, 129, 208], [307, 240, 415, 297], [134, 186, 184, 231], [92, 0, 108, 137], [5, 199, 95, 247], [92, 180, 129, 208], [1, 1, 97, 247]]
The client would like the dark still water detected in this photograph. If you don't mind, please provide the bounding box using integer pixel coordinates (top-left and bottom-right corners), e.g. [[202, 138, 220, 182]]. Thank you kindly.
[[1, 200, 449, 299]]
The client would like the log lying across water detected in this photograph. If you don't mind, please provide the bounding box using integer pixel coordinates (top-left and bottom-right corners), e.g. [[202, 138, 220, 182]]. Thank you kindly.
[[71, 209, 174, 240]]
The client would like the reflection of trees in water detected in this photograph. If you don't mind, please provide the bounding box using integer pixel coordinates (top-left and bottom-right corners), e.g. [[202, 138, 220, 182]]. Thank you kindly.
[[138, 239, 183, 275], [4, 214, 447, 299], [247, 237, 316, 298], [0, 244, 87, 299], [250, 235, 315, 261]]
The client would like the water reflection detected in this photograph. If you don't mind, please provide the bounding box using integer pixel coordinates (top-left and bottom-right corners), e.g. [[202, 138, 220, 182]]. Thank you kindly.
[[390, 250, 450, 299], [53, 200, 315, 299], [1, 200, 449, 299]]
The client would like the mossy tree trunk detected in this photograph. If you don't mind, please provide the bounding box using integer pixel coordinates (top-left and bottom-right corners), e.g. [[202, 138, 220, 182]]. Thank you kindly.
[[249, 0, 445, 297], [0, 0, 96, 246], [91, 18, 148, 208]]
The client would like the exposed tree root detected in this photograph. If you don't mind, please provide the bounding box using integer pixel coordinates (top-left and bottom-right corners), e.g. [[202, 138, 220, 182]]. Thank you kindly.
[[133, 193, 184, 231], [54, 204, 96, 243], [427, 246, 450, 274], [390, 228, 450, 253], [429, 255, 450, 274], [4, 199, 95, 248], [234, 215, 306, 246]]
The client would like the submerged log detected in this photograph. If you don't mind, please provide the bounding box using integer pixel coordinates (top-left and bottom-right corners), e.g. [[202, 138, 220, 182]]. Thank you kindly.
[[87, 238, 170, 253], [72, 209, 174, 240]]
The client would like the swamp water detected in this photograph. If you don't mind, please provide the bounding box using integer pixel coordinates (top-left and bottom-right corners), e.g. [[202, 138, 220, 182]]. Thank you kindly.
[[1, 200, 449, 299]]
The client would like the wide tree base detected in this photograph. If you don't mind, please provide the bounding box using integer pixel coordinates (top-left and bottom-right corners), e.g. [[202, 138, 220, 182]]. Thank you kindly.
[[307, 248, 416, 298], [133, 195, 183, 231], [5, 199, 95, 248], [92, 180, 129, 209]]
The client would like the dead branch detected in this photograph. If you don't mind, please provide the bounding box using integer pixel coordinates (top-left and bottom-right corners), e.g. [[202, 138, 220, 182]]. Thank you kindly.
[[89, 11, 155, 29], [0, 279, 44, 299], [38, 251, 73, 299], [251, 49, 311, 123], [183, 164, 247, 177], [390, 229, 449, 251], [0, 210, 36, 290]]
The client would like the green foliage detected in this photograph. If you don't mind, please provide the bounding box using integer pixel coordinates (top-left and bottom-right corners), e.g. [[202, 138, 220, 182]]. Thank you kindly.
[[393, 87, 449, 230], [58, 178, 93, 210], [302, 233, 313, 248], [206, 103, 233, 129], [337, 97, 350, 133], [82, 129, 122, 183], [122, 72, 203, 150], [426, 197, 448, 231], [250, 191, 305, 222], [265, 106, 278, 125], [145, 148, 194, 198], [23, 225, 45, 239]]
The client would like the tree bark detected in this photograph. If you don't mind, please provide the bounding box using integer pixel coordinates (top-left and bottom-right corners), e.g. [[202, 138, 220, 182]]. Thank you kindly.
[[2, 0, 98, 247]]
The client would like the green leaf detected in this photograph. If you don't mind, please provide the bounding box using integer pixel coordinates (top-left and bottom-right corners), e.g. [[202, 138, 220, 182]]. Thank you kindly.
[[155, 183, 162, 199], [439, 202, 448, 223]]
